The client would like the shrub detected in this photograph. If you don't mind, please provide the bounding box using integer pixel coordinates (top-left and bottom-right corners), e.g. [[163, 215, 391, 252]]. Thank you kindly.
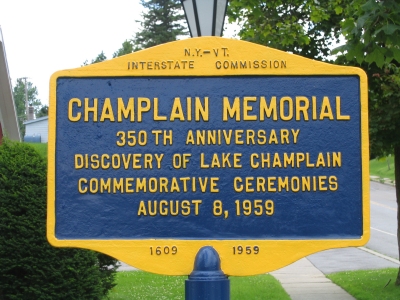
[[0, 141, 116, 299]]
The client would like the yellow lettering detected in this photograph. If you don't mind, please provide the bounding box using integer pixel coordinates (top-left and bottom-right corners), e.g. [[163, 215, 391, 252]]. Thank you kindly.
[[159, 200, 168, 215], [113, 178, 124, 193], [186, 130, 195, 145], [100, 98, 115, 122], [195, 97, 209, 121], [234, 177, 243, 192], [260, 96, 277, 121], [329, 176, 338, 191], [336, 96, 350, 120], [243, 96, 257, 120], [137, 97, 151, 122], [269, 130, 278, 144], [296, 96, 309, 121], [181, 200, 190, 216], [246, 177, 254, 192], [78, 178, 87, 193], [84, 98, 98, 122], [272, 153, 282, 168], [333, 152, 341, 167], [170, 97, 185, 121], [75, 154, 84, 169], [68, 98, 82, 121], [153, 97, 167, 120], [192, 200, 202, 215], [316, 153, 326, 167], [319, 176, 328, 191], [280, 129, 289, 144], [138, 201, 147, 216], [280, 96, 293, 121], [118, 97, 134, 122], [268, 177, 276, 192], [223, 96, 240, 121], [210, 177, 219, 192], [319, 96, 334, 120], [101, 178, 111, 193]]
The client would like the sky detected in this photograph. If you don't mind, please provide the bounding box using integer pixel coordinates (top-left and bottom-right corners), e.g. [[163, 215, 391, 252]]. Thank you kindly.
[[0, 0, 157, 105]]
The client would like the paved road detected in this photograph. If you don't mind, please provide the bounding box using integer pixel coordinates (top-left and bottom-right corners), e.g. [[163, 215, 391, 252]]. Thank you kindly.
[[274, 181, 399, 299], [367, 181, 398, 259], [308, 181, 399, 274]]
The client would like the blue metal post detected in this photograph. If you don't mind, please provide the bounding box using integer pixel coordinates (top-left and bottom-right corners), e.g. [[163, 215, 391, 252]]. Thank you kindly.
[[185, 246, 230, 300]]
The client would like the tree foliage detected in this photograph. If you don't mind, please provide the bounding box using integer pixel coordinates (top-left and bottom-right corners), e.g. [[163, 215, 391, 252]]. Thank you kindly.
[[0, 141, 117, 299], [133, 0, 188, 50], [333, 0, 400, 284], [83, 0, 187, 65], [113, 40, 135, 58], [12, 78, 43, 139], [83, 40, 135, 66], [82, 51, 108, 66], [91, 51, 107, 64], [333, 0, 400, 156], [335, 0, 400, 69], [368, 67, 400, 156], [228, 0, 348, 60], [36, 105, 49, 118]]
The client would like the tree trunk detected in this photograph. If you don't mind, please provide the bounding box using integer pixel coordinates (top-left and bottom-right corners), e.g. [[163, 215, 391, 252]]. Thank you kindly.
[[395, 146, 400, 285]]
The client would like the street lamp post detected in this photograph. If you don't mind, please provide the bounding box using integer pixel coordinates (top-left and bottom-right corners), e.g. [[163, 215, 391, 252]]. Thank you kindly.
[[181, 0, 228, 37]]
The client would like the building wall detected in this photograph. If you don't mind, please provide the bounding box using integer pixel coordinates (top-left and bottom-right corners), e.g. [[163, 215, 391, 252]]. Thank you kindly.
[[25, 118, 48, 143]]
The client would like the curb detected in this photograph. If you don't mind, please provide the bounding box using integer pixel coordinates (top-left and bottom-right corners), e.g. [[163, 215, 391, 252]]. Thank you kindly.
[[370, 176, 395, 186]]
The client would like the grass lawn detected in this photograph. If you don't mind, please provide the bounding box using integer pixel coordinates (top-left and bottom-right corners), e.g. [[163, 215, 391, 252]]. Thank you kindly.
[[327, 268, 400, 300], [370, 155, 395, 182], [108, 271, 290, 300]]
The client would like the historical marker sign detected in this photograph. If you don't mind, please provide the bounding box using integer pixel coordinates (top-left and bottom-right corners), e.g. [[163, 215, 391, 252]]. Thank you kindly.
[[47, 37, 369, 276]]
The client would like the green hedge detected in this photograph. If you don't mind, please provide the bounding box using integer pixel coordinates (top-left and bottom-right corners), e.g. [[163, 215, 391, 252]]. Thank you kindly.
[[0, 141, 116, 299]]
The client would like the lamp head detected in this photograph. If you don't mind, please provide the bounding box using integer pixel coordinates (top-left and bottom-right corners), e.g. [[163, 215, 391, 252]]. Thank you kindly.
[[181, 0, 228, 37]]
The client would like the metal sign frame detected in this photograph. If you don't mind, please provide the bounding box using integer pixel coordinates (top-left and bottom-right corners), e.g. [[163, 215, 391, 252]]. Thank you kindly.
[[47, 37, 369, 276]]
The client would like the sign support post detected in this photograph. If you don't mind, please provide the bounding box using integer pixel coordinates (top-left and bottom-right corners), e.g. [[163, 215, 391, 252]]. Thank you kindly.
[[185, 246, 230, 300]]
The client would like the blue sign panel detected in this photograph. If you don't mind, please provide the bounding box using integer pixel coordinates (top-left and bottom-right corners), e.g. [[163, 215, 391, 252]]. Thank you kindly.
[[55, 75, 362, 240]]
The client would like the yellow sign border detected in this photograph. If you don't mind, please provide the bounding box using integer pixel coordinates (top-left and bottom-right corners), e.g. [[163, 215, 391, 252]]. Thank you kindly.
[[47, 37, 369, 276]]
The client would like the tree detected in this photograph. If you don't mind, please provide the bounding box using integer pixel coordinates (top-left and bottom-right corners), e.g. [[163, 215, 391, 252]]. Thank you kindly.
[[83, 40, 135, 66], [36, 105, 49, 118], [334, 0, 400, 285], [113, 40, 134, 58], [83, 1, 188, 63], [0, 141, 115, 299], [91, 51, 107, 64], [227, 0, 349, 60], [12, 78, 43, 139], [133, 0, 188, 50], [82, 51, 108, 66]]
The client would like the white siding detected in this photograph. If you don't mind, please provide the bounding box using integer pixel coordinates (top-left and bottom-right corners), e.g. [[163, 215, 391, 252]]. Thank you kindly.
[[25, 118, 48, 143]]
